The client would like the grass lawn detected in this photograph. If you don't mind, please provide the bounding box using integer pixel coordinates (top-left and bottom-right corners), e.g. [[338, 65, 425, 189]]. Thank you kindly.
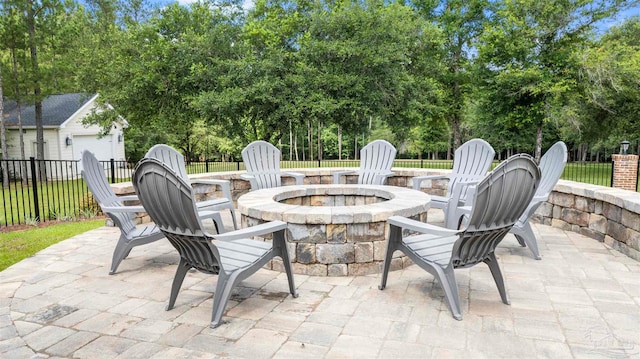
[[0, 219, 105, 271]]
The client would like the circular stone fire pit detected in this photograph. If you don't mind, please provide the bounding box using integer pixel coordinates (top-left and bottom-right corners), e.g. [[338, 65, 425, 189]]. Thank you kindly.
[[237, 185, 431, 276]]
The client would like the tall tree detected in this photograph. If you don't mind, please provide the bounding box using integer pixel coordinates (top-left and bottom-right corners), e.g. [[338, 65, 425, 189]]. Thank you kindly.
[[476, 0, 636, 160], [299, 0, 442, 148], [0, 63, 7, 187], [416, 0, 489, 153]]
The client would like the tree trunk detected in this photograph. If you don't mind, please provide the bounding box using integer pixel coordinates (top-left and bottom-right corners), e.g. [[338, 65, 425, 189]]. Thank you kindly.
[[535, 122, 543, 162], [27, 0, 46, 180], [10, 44, 27, 184], [354, 136, 358, 160], [580, 143, 588, 164], [0, 66, 9, 188], [289, 120, 293, 161], [307, 120, 313, 161], [294, 134, 299, 161], [338, 126, 342, 160], [317, 120, 322, 161]]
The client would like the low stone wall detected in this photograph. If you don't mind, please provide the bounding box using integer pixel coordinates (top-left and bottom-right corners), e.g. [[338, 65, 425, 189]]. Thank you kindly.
[[111, 167, 640, 261], [534, 180, 640, 261]]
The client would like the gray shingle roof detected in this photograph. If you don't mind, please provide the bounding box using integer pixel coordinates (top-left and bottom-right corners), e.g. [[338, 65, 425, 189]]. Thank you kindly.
[[3, 93, 96, 128]]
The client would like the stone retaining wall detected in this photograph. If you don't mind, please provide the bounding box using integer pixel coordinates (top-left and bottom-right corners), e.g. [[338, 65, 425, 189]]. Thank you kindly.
[[112, 167, 640, 261]]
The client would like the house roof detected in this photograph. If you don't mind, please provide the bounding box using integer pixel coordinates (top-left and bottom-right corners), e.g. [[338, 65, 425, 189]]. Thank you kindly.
[[3, 93, 97, 128]]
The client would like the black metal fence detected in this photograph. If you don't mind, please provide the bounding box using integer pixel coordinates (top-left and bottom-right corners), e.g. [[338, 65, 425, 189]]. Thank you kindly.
[[1, 157, 131, 228], [0, 157, 636, 229]]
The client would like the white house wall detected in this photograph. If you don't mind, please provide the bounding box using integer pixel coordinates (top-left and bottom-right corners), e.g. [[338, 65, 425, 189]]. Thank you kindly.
[[5, 129, 55, 160], [61, 98, 126, 162], [4, 96, 127, 162]]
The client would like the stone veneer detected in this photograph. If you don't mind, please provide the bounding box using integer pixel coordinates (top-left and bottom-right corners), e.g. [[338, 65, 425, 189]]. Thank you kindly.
[[111, 167, 640, 268], [237, 185, 430, 276]]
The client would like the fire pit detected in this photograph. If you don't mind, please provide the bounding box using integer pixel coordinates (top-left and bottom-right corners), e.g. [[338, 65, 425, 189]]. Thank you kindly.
[[237, 184, 431, 276]]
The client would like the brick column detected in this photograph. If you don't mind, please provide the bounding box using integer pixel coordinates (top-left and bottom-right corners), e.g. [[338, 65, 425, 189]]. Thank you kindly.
[[612, 154, 639, 191]]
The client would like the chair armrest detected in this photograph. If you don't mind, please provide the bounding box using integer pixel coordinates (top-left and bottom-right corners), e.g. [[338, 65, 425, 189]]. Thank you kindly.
[[388, 215, 460, 236], [281, 171, 305, 185], [213, 220, 287, 241], [333, 170, 357, 184], [191, 179, 233, 200], [198, 211, 226, 234], [412, 174, 449, 190], [240, 174, 258, 191], [373, 171, 395, 185], [102, 204, 146, 213]]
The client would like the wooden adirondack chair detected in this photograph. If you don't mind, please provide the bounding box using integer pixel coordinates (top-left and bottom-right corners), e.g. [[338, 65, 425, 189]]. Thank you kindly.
[[145, 144, 238, 230], [333, 139, 397, 185], [510, 141, 568, 259], [241, 141, 305, 190], [132, 157, 298, 328], [380, 154, 541, 320], [413, 138, 495, 223]]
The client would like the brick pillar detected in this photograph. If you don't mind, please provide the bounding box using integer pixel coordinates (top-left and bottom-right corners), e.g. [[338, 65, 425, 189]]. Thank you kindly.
[[612, 154, 639, 191]]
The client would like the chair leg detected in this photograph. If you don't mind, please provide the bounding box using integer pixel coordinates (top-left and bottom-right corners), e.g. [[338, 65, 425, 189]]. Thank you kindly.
[[273, 230, 298, 298], [228, 208, 238, 230], [210, 270, 242, 328], [513, 221, 540, 260], [109, 235, 130, 275], [434, 265, 462, 320], [379, 224, 402, 290], [484, 253, 510, 305], [167, 259, 190, 311]]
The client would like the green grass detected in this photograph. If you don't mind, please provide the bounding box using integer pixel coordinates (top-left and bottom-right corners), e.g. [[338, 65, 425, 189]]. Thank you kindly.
[[0, 219, 104, 271]]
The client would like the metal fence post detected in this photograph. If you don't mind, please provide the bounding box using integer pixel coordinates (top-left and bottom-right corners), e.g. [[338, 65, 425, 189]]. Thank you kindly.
[[610, 160, 615, 187], [206, 160, 210, 173], [29, 157, 40, 222], [237, 161, 240, 171], [110, 159, 116, 184]]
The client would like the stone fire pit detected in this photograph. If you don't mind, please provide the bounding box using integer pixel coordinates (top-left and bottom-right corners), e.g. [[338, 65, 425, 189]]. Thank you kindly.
[[237, 184, 431, 276]]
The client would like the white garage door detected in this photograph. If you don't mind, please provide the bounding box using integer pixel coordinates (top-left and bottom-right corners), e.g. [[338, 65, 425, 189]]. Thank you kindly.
[[73, 135, 114, 161]]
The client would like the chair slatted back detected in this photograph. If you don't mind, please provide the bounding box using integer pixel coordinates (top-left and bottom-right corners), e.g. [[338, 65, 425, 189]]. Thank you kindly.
[[449, 139, 495, 198], [537, 141, 567, 199], [81, 151, 136, 235], [145, 144, 190, 180], [133, 158, 221, 274], [453, 154, 540, 267], [358, 140, 397, 185], [242, 140, 283, 189]]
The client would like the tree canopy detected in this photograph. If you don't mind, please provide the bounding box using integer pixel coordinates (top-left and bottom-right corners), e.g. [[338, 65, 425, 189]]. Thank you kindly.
[[1, 0, 639, 162]]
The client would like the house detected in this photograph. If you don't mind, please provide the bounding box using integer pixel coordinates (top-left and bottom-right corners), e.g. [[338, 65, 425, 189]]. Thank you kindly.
[[3, 93, 127, 161]]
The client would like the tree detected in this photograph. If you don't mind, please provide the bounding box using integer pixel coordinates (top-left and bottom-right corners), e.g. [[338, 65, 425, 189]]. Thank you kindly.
[[574, 17, 640, 150], [415, 0, 489, 154], [298, 0, 442, 155], [0, 62, 7, 187], [476, 0, 636, 160]]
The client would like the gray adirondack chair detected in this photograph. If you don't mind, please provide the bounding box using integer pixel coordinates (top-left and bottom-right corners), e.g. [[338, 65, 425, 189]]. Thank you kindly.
[[380, 154, 541, 320], [413, 139, 495, 220], [81, 150, 165, 275], [333, 139, 397, 185], [241, 140, 305, 190], [132, 158, 298, 328], [146, 144, 238, 230], [510, 141, 568, 259]]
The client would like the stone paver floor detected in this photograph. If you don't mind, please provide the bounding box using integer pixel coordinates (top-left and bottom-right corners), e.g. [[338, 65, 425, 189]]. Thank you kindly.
[[1, 210, 639, 358]]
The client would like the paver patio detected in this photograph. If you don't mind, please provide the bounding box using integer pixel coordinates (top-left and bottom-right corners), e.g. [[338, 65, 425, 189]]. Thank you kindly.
[[0, 210, 638, 358]]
